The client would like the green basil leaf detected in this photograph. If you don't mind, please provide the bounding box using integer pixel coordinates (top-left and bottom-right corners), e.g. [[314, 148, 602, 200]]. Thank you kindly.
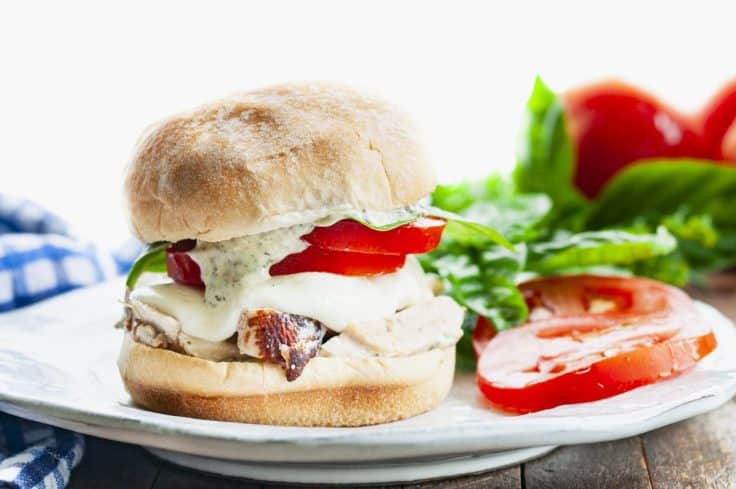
[[340, 208, 423, 231], [460, 196, 552, 243], [526, 226, 677, 274], [125, 242, 168, 289], [629, 251, 691, 287], [431, 175, 552, 243], [513, 76, 586, 214], [588, 160, 736, 229], [422, 205, 514, 250], [421, 245, 527, 332], [431, 174, 516, 213]]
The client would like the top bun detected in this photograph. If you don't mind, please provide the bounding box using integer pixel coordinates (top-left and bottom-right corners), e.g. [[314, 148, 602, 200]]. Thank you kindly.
[[124, 82, 436, 243]]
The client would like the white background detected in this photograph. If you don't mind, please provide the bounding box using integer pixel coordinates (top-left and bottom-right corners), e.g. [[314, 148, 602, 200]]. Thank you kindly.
[[1, 1, 734, 247]]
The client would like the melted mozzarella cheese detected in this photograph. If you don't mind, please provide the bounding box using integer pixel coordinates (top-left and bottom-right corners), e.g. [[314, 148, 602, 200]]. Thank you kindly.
[[130, 257, 433, 342]]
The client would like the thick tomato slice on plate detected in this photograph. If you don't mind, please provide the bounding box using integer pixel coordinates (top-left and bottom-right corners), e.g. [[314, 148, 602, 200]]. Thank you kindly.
[[303, 217, 445, 255], [270, 246, 406, 276], [476, 275, 717, 414], [472, 316, 496, 358]]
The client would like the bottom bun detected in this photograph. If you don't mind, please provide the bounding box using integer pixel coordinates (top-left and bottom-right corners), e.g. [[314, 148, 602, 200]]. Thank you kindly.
[[118, 333, 456, 426]]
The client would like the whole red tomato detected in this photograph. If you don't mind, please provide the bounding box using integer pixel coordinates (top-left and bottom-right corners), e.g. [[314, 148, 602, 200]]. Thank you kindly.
[[699, 79, 736, 161], [563, 81, 708, 198]]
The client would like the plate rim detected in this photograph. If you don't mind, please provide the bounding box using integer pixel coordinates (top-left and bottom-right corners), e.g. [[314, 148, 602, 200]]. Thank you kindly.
[[1, 289, 735, 463], [145, 445, 558, 484]]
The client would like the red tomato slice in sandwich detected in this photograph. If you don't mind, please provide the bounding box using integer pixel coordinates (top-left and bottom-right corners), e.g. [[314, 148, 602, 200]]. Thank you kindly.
[[476, 275, 717, 414], [166, 243, 407, 286], [165, 240, 203, 288], [303, 217, 445, 255], [166, 218, 442, 286], [269, 246, 406, 276]]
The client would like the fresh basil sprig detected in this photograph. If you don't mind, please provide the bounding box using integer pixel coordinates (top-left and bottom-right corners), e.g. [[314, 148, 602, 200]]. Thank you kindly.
[[125, 242, 168, 289], [512, 76, 736, 281], [422, 206, 514, 251], [526, 226, 677, 274], [339, 208, 424, 231]]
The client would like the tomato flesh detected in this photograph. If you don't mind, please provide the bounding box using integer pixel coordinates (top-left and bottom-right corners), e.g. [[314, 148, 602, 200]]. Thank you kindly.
[[479, 332, 717, 413], [563, 81, 707, 198], [270, 246, 406, 276], [304, 217, 445, 255], [472, 316, 496, 358], [476, 275, 717, 414], [165, 241, 203, 288]]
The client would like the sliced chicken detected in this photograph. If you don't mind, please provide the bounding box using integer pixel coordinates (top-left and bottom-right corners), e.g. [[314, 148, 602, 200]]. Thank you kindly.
[[125, 296, 240, 361], [321, 296, 464, 357], [125, 292, 462, 379], [238, 310, 325, 381]]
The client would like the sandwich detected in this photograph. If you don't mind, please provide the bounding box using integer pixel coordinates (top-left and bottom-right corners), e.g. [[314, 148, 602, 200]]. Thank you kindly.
[[118, 83, 468, 426]]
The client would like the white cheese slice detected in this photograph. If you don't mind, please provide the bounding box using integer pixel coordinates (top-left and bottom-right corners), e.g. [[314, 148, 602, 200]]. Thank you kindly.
[[129, 257, 433, 343]]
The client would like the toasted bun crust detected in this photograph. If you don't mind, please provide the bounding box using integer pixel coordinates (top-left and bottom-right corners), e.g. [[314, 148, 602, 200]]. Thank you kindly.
[[118, 334, 455, 426], [124, 82, 436, 243]]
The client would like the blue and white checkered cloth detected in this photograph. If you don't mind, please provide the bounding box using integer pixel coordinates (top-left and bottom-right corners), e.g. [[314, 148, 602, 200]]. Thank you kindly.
[[0, 194, 140, 488]]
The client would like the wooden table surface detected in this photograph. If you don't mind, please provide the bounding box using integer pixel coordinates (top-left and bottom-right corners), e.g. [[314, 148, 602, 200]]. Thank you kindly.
[[67, 287, 736, 489]]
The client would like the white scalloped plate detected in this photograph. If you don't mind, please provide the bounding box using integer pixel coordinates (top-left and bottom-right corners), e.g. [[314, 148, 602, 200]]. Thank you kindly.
[[0, 279, 734, 483]]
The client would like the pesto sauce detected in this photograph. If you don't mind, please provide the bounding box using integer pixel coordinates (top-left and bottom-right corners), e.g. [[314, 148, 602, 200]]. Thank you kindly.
[[186, 206, 421, 309], [188, 224, 312, 308]]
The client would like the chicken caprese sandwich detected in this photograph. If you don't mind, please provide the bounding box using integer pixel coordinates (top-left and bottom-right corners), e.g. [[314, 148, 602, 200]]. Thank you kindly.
[[118, 83, 506, 426]]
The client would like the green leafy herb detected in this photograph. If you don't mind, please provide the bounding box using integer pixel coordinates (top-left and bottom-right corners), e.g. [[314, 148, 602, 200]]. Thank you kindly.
[[526, 227, 677, 274], [513, 77, 587, 219], [432, 175, 552, 243], [419, 246, 527, 332], [125, 242, 168, 289], [629, 251, 691, 287], [587, 160, 736, 229], [422, 206, 515, 250], [341, 208, 424, 231]]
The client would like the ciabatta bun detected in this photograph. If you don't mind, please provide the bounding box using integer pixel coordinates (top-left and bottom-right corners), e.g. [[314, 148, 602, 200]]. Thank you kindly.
[[124, 82, 436, 243], [118, 333, 455, 426]]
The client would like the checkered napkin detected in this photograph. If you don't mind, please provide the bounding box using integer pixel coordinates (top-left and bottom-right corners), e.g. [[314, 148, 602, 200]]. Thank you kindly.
[[0, 194, 140, 488]]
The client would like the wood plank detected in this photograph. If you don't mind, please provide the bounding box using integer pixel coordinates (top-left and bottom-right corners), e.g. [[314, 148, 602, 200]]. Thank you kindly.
[[153, 463, 520, 489], [641, 400, 736, 489], [152, 464, 261, 489], [67, 436, 160, 489], [523, 438, 651, 489], [265, 481, 395, 489], [402, 466, 521, 489]]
